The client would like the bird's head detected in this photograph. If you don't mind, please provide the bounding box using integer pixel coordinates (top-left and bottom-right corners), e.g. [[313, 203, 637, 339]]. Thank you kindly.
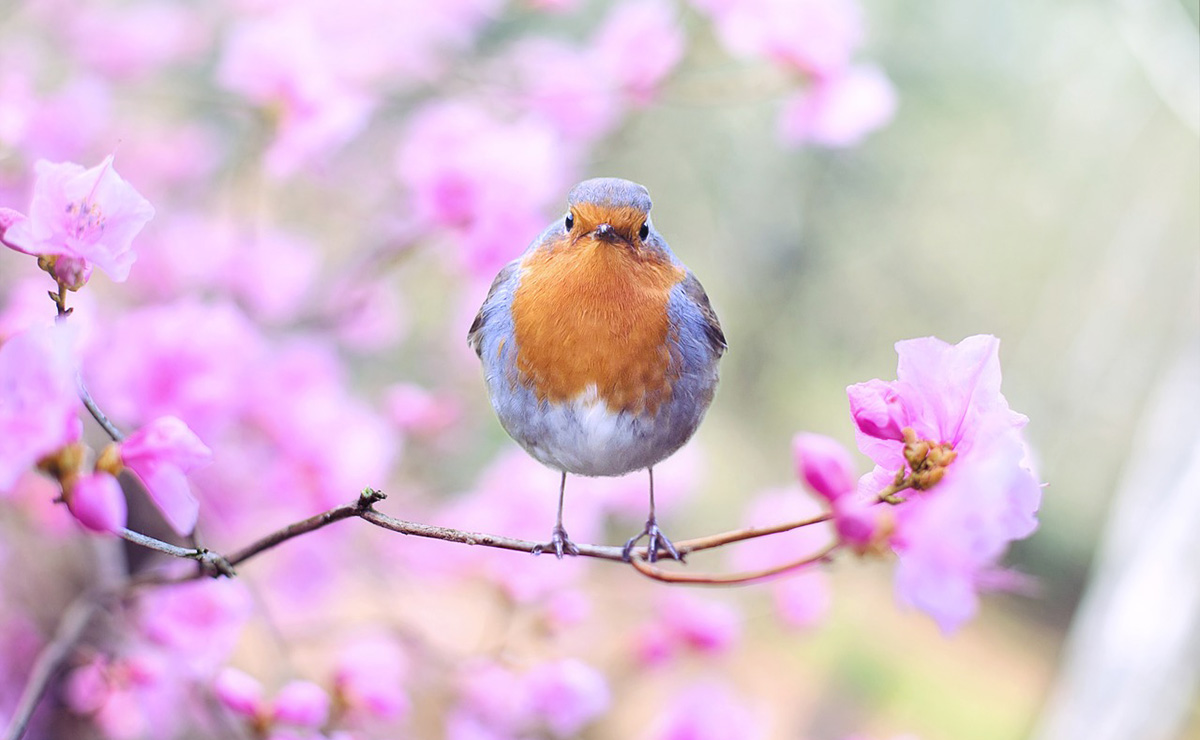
[[560, 178, 665, 258]]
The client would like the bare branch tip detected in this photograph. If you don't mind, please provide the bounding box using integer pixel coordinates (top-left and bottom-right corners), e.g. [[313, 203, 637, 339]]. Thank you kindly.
[[358, 487, 387, 509]]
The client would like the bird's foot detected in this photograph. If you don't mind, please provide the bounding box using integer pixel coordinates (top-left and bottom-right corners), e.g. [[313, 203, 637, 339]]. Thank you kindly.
[[532, 524, 580, 559], [622, 519, 684, 563]]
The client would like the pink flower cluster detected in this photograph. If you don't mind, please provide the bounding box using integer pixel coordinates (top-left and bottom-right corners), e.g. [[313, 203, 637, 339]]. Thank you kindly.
[[692, 0, 897, 147], [449, 658, 610, 739], [792, 335, 1042, 632]]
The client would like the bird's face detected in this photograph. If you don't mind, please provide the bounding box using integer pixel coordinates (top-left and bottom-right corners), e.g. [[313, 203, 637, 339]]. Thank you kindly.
[[542, 176, 672, 263], [564, 202, 652, 252]]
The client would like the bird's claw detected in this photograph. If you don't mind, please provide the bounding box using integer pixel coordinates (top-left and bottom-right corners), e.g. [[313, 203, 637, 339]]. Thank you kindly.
[[622, 519, 684, 563], [532, 524, 580, 559]]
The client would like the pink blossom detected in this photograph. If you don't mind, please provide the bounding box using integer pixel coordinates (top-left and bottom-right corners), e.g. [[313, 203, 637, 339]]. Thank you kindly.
[[847, 335, 1030, 475], [526, 659, 610, 737], [63, 652, 184, 739], [334, 634, 411, 721], [541, 589, 592, 631], [329, 277, 410, 352], [633, 623, 675, 667], [110, 122, 222, 192], [261, 0, 503, 87], [694, 0, 864, 76], [217, 12, 374, 177], [592, 0, 685, 105], [848, 335, 1041, 632], [3, 156, 154, 282], [846, 378, 906, 442], [227, 229, 321, 323], [0, 325, 80, 492], [455, 661, 534, 731], [138, 580, 252, 674], [0, 207, 23, 247], [118, 416, 212, 535], [395, 100, 572, 278], [792, 432, 856, 501], [772, 570, 832, 628], [501, 38, 623, 143], [631, 595, 744, 666], [0, 70, 36, 148], [832, 488, 886, 552], [6, 75, 113, 163], [891, 418, 1041, 632], [273, 680, 331, 728], [385, 383, 461, 436], [66, 3, 210, 80], [646, 680, 766, 740], [214, 667, 265, 718], [64, 658, 110, 715], [68, 473, 127, 533], [249, 340, 398, 511], [644, 592, 743, 656], [778, 65, 897, 148], [85, 300, 266, 439]]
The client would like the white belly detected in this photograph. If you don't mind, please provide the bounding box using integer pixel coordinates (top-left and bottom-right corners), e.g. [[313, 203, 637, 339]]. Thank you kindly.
[[505, 385, 663, 476]]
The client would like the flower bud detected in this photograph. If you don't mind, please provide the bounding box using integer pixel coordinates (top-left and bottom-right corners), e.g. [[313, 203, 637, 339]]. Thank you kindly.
[[847, 379, 907, 441], [792, 433, 855, 502], [67, 473, 127, 533]]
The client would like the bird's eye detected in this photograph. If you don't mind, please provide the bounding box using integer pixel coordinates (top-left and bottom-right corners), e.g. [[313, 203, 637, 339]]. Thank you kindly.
[[565, 213, 574, 231], [638, 222, 649, 240]]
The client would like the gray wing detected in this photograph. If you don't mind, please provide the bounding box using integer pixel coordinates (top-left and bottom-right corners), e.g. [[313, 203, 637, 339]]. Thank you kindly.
[[468, 260, 520, 358], [681, 272, 727, 357]]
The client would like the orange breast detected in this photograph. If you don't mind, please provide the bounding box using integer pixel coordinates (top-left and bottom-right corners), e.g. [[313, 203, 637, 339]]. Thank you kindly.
[[510, 239, 685, 415]]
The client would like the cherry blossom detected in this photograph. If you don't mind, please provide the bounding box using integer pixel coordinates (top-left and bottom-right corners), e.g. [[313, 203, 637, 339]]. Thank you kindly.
[[848, 335, 1041, 631], [2, 156, 153, 283]]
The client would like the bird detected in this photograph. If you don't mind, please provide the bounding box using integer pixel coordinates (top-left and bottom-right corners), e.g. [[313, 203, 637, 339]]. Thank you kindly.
[[468, 177, 726, 562]]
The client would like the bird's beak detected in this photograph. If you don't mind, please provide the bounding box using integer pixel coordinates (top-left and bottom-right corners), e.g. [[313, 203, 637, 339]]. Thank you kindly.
[[593, 223, 621, 243]]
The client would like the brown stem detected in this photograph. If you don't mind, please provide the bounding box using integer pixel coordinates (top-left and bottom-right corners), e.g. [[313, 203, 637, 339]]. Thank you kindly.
[[630, 541, 841, 585], [672, 512, 833, 554]]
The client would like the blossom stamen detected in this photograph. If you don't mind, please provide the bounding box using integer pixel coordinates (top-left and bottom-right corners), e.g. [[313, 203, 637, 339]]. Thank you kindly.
[[891, 426, 957, 492]]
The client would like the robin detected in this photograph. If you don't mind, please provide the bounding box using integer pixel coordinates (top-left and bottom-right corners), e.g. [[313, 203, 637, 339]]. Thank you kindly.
[[468, 178, 726, 562]]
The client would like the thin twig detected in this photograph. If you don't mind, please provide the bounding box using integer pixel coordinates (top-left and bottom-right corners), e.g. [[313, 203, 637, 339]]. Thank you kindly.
[[224, 490, 385, 567], [2, 595, 100, 740], [672, 512, 833, 554], [630, 541, 841, 585], [117, 528, 234, 577], [78, 378, 123, 442]]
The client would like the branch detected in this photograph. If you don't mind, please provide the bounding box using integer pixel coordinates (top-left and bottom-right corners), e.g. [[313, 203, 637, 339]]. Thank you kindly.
[[122, 488, 843, 589], [78, 378, 123, 443], [2, 595, 100, 740], [117, 528, 235, 578], [630, 542, 840, 585]]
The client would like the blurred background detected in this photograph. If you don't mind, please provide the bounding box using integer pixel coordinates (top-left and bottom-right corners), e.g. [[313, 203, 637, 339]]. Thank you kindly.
[[0, 0, 1197, 738]]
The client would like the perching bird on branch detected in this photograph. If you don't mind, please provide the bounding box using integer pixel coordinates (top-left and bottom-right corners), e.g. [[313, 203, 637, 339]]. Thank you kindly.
[[469, 178, 726, 562]]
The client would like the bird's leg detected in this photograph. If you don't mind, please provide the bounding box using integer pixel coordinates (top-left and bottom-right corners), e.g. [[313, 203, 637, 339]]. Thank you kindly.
[[533, 471, 580, 559], [622, 467, 683, 563]]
